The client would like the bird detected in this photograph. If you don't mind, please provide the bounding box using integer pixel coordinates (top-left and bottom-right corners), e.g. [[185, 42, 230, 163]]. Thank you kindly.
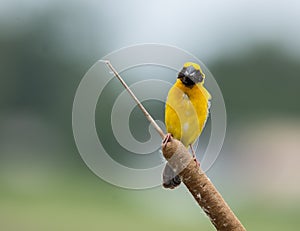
[[162, 62, 211, 189]]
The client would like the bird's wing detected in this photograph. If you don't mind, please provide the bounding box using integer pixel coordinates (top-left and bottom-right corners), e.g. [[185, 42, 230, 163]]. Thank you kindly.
[[201, 87, 211, 132], [201, 86, 211, 110]]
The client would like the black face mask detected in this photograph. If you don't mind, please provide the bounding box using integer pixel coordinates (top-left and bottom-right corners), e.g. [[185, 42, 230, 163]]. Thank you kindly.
[[178, 66, 203, 86]]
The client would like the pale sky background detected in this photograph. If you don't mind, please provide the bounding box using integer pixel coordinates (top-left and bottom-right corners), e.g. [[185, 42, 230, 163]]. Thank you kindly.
[[1, 0, 299, 62]]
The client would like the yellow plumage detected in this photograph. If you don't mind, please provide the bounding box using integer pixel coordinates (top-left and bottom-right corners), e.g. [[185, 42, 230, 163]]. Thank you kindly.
[[165, 62, 211, 147]]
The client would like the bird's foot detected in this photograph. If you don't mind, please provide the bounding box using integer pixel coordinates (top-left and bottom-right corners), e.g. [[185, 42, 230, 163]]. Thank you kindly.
[[189, 144, 200, 168], [193, 157, 200, 168], [162, 133, 172, 148]]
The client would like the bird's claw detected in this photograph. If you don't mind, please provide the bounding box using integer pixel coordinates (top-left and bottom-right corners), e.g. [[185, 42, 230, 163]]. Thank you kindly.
[[162, 133, 172, 147], [193, 157, 200, 168]]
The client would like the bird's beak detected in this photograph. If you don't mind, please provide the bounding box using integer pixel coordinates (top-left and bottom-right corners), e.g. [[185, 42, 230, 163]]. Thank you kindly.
[[182, 76, 191, 85]]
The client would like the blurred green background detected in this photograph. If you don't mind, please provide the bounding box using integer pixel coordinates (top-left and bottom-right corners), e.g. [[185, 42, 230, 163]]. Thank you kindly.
[[1, 0, 300, 230]]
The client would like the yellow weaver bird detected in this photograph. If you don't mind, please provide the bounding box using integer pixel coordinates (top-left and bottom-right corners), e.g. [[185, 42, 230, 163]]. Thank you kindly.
[[163, 62, 211, 189]]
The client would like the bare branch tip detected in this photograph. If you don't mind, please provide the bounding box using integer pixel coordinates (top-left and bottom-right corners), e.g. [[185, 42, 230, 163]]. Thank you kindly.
[[99, 59, 110, 65]]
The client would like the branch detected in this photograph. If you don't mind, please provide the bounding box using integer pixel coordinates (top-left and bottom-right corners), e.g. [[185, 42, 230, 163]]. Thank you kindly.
[[103, 60, 165, 139], [102, 60, 246, 231], [162, 136, 246, 231]]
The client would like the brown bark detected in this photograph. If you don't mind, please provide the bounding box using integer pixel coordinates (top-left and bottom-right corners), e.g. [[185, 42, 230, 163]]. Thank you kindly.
[[162, 137, 246, 231]]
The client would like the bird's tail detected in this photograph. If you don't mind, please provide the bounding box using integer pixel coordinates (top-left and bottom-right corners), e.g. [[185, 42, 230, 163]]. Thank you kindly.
[[162, 162, 181, 189]]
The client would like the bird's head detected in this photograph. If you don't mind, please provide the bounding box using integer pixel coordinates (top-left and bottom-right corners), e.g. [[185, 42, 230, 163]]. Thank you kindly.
[[178, 62, 205, 87]]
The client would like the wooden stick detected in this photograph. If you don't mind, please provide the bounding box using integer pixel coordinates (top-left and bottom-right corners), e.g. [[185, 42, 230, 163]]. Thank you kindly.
[[102, 60, 246, 231], [162, 137, 246, 231], [102, 60, 165, 139]]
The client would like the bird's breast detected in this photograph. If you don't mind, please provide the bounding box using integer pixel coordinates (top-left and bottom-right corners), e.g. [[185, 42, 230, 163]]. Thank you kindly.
[[165, 82, 209, 146]]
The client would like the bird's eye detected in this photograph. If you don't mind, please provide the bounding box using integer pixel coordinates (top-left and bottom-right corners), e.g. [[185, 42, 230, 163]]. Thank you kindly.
[[178, 72, 185, 78]]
